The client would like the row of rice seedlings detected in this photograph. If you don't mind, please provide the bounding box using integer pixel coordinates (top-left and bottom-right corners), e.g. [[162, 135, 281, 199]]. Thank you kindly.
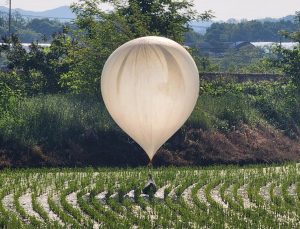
[[0, 185, 24, 228], [190, 176, 213, 227], [89, 184, 129, 227], [46, 172, 82, 228], [164, 177, 197, 227], [262, 168, 300, 227], [166, 169, 206, 227], [48, 195, 80, 228], [247, 173, 294, 227], [281, 174, 300, 217], [205, 171, 253, 228], [13, 187, 41, 227], [221, 170, 279, 228], [60, 178, 94, 226], [108, 180, 149, 227]]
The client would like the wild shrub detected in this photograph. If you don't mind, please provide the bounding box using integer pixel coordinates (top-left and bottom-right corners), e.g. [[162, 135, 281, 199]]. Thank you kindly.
[[0, 94, 115, 148]]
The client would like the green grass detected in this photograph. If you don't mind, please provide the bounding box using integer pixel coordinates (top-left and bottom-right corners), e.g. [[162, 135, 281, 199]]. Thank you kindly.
[[0, 80, 299, 150], [188, 92, 260, 131], [0, 94, 116, 148]]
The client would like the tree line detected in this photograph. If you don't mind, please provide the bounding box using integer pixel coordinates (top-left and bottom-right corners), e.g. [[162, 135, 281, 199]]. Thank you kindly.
[[0, 1, 299, 97], [0, 12, 68, 42], [204, 19, 298, 43], [0, 0, 213, 96]]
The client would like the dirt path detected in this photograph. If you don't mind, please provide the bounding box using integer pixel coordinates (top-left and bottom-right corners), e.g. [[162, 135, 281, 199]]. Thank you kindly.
[[197, 184, 210, 207], [19, 192, 43, 222], [210, 184, 228, 209], [37, 193, 64, 225], [237, 184, 256, 209]]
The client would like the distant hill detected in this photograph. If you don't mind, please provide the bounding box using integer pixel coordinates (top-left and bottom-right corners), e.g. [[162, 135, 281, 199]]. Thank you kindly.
[[258, 15, 295, 23], [0, 6, 75, 20], [219, 15, 295, 24], [0, 5, 296, 31], [190, 14, 295, 34]]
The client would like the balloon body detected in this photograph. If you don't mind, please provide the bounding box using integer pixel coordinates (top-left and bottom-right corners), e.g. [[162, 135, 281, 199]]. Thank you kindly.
[[101, 36, 199, 161]]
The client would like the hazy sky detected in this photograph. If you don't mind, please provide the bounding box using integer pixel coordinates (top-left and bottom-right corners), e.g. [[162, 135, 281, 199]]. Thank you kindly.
[[1, 0, 300, 20]]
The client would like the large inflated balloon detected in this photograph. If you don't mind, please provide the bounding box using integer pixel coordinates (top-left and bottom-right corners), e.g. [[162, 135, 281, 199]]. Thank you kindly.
[[101, 36, 199, 161]]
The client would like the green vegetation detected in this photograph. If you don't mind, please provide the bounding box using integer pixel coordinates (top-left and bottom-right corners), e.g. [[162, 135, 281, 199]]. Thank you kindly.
[[0, 1, 299, 167], [0, 164, 299, 228], [198, 80, 300, 137], [186, 12, 300, 73], [0, 94, 113, 148], [0, 3, 299, 227], [0, 12, 67, 42], [0, 32, 71, 94], [210, 46, 271, 73], [60, 0, 212, 94], [0, 80, 299, 163], [270, 12, 300, 88], [204, 19, 298, 43]]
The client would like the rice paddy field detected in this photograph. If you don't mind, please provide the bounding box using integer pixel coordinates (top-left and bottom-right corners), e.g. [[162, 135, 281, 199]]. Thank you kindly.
[[0, 163, 299, 228]]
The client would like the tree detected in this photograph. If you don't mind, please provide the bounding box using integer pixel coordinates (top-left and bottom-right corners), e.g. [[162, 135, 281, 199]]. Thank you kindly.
[[26, 19, 65, 41], [204, 19, 298, 43], [271, 12, 300, 88], [0, 32, 72, 95], [212, 46, 266, 73], [61, 0, 213, 94]]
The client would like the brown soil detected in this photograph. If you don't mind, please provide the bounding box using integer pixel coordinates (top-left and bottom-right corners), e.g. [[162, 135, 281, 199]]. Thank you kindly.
[[0, 124, 299, 168], [154, 124, 300, 166]]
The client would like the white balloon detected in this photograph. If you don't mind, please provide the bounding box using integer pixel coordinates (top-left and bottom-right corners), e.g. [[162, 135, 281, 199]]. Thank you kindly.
[[101, 36, 199, 161]]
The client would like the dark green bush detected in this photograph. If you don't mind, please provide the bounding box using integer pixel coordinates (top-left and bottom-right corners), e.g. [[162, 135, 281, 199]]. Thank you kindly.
[[0, 94, 115, 148], [1, 80, 300, 151]]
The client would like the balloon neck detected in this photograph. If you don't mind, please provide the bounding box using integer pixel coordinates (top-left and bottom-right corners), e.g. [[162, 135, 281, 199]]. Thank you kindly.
[[147, 160, 153, 168]]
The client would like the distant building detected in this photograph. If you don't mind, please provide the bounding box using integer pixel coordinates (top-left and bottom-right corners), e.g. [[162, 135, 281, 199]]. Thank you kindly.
[[251, 42, 298, 50], [0, 43, 51, 52], [195, 41, 256, 56], [229, 41, 255, 50]]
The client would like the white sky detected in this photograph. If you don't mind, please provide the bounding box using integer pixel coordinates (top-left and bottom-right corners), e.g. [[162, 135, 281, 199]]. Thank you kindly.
[[194, 0, 300, 21], [1, 0, 300, 21]]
